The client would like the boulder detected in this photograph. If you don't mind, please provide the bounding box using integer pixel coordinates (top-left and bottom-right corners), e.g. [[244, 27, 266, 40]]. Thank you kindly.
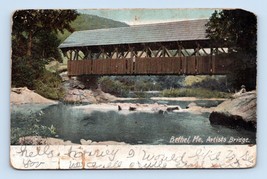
[[63, 89, 97, 104], [129, 107, 137, 111], [209, 91, 256, 131], [158, 109, 166, 114], [10, 87, 57, 105], [63, 89, 117, 104], [166, 106, 180, 112]]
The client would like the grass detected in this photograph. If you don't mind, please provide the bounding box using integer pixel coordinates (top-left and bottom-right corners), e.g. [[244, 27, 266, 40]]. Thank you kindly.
[[161, 88, 232, 98]]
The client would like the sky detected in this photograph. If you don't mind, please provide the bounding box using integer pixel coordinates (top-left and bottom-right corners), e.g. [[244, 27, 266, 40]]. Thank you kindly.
[[78, 9, 215, 25]]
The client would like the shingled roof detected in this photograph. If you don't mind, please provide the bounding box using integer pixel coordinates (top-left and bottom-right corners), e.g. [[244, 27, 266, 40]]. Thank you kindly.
[[59, 19, 209, 49]]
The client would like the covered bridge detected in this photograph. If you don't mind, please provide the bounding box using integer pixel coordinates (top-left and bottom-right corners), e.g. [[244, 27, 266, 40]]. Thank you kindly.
[[59, 19, 232, 76]]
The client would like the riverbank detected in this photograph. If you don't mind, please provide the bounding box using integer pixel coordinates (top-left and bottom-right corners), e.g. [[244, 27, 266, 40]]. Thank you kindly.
[[10, 87, 58, 105], [63, 88, 117, 103], [11, 86, 226, 105], [10, 87, 118, 105], [10, 86, 224, 114], [17, 136, 127, 145]]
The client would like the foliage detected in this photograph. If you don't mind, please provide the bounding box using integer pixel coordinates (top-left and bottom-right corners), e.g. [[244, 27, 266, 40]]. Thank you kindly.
[[13, 10, 78, 56], [225, 53, 257, 91], [98, 75, 231, 98], [98, 76, 130, 97], [33, 31, 62, 61], [206, 9, 257, 90], [34, 70, 65, 100], [131, 92, 148, 98], [155, 76, 184, 89], [11, 10, 78, 99], [98, 76, 172, 97], [134, 80, 160, 91], [105, 75, 183, 91], [183, 76, 208, 87], [189, 76, 229, 92], [206, 9, 257, 56], [11, 56, 64, 100], [11, 56, 46, 89], [11, 111, 56, 145], [161, 88, 231, 98]]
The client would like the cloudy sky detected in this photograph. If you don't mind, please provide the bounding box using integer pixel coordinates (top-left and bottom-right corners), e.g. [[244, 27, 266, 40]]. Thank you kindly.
[[78, 9, 216, 25]]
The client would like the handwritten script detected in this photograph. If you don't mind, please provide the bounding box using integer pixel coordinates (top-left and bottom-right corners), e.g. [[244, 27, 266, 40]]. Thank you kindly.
[[10, 145, 256, 169]]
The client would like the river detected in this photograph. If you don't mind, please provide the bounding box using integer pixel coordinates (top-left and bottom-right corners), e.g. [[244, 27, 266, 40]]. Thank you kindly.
[[11, 99, 256, 145]]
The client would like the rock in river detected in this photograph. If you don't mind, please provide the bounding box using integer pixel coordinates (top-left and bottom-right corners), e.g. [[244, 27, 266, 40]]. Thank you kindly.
[[209, 91, 256, 131]]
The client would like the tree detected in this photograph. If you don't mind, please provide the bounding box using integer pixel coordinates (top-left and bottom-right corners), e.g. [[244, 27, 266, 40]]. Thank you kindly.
[[11, 10, 78, 95], [33, 30, 62, 61], [206, 9, 257, 90], [12, 10, 78, 56]]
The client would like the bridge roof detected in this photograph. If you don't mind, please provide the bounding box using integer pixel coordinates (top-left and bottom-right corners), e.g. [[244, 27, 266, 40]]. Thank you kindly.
[[59, 19, 209, 49]]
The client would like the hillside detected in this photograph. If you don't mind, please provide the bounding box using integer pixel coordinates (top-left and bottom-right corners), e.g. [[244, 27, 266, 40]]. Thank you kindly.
[[57, 14, 129, 42]]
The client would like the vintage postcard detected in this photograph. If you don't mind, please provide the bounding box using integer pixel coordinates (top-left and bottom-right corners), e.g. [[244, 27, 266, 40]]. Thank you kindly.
[[10, 9, 256, 169]]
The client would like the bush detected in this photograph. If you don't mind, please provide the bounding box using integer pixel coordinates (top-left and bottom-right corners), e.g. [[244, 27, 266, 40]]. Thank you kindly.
[[12, 56, 64, 100], [98, 76, 130, 97], [191, 77, 229, 92], [34, 70, 65, 100], [161, 88, 231, 98], [11, 56, 46, 89]]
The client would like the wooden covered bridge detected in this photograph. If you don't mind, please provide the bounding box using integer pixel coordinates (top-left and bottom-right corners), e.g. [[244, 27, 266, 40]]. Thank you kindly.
[[59, 19, 233, 76]]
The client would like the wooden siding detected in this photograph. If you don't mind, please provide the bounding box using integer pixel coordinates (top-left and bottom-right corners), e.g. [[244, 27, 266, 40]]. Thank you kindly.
[[67, 55, 232, 76]]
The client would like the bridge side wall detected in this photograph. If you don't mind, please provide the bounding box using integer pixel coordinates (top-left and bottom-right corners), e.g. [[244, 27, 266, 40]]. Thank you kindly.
[[67, 55, 232, 76]]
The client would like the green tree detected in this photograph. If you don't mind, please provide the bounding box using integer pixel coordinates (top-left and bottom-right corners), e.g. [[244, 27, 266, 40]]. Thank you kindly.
[[12, 10, 78, 56], [11, 10, 78, 97], [206, 9, 257, 90], [34, 31, 62, 62], [11, 56, 45, 89]]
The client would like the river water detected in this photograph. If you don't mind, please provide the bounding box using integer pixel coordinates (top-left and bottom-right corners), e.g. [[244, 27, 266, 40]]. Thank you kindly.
[[11, 100, 256, 145]]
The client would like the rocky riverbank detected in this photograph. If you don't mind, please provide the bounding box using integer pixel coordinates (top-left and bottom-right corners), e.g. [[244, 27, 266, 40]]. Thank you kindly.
[[63, 88, 117, 103], [74, 100, 217, 115], [11, 87, 57, 105], [209, 91, 256, 131], [18, 136, 127, 145], [10, 87, 118, 105], [60, 72, 118, 103]]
